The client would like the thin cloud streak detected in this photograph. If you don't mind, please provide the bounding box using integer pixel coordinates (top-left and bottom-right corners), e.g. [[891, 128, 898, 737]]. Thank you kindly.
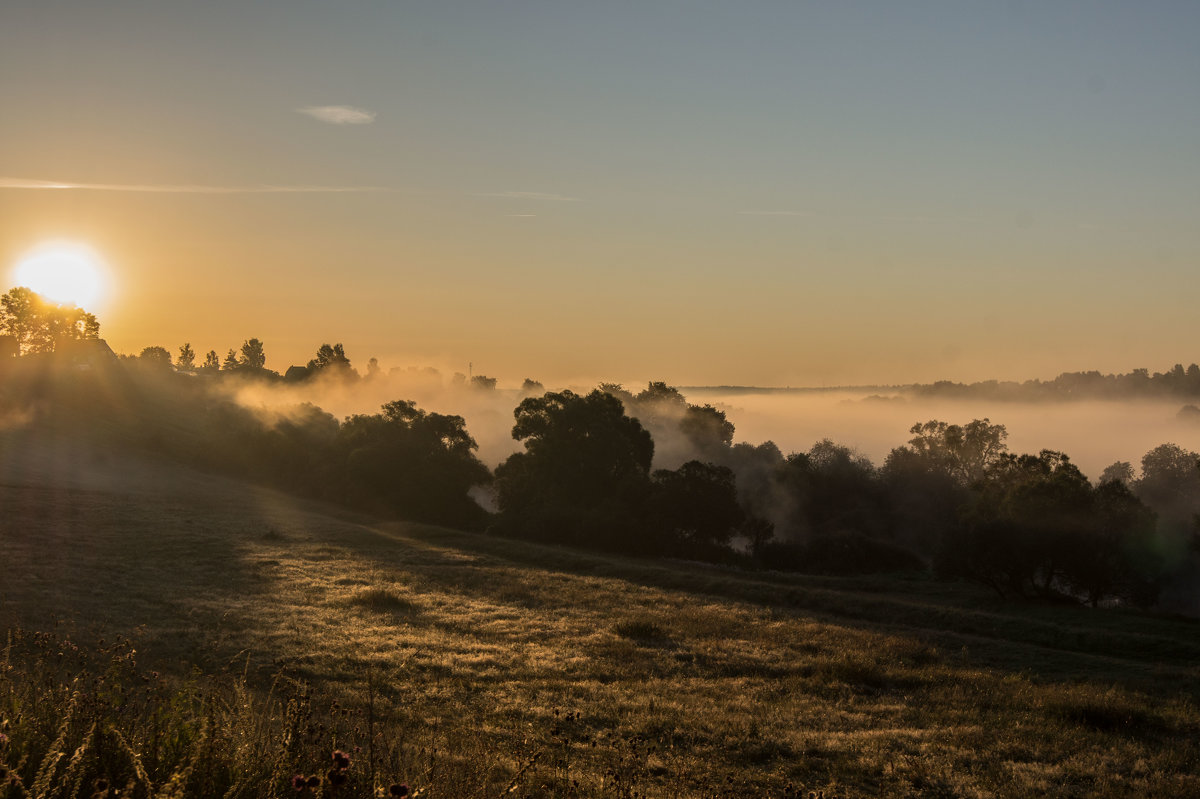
[[297, 105, 377, 124], [0, 177, 389, 193], [737, 210, 812, 217], [475, 191, 581, 201]]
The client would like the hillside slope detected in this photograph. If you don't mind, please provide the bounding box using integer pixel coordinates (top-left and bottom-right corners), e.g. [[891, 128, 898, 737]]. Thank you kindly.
[[1, 432, 1197, 797]]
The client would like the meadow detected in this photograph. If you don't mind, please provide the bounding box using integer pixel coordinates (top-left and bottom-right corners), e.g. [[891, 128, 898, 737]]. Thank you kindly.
[[1, 432, 1198, 798]]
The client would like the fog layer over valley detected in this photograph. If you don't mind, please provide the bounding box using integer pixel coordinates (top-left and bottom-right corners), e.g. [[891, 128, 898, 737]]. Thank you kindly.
[[690, 390, 1198, 483], [230, 365, 1196, 483]]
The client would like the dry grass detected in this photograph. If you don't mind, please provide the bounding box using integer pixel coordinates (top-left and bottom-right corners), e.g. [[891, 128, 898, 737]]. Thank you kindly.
[[1, 432, 1198, 797]]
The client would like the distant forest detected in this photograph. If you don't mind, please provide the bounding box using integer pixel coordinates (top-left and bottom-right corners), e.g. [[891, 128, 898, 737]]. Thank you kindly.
[[694, 363, 1200, 402], [3, 286, 1199, 614]]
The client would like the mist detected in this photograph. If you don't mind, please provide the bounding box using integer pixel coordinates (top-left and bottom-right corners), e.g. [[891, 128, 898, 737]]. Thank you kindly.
[[683, 389, 1199, 480], [218, 362, 1200, 482]]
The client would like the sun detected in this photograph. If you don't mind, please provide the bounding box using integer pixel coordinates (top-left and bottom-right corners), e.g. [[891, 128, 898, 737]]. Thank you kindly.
[[11, 242, 112, 310]]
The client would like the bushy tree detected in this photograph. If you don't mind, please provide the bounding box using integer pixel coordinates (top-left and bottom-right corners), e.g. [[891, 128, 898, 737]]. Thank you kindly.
[[138, 346, 173, 368], [0, 287, 100, 355], [943, 450, 1160, 604], [470, 375, 497, 391], [341, 400, 489, 526], [240, 338, 267, 370], [647, 460, 744, 559], [308, 343, 356, 379], [899, 418, 1008, 486], [494, 390, 654, 548]]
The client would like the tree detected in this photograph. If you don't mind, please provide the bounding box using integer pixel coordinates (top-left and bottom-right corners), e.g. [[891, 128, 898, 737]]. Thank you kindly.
[[1098, 461, 1135, 487], [679, 404, 735, 459], [340, 400, 490, 526], [494, 389, 654, 548], [308, 343, 356, 379], [897, 418, 1008, 486], [201, 350, 220, 373], [1067, 480, 1159, 607], [470, 375, 497, 391], [223, 349, 240, 370], [138, 346, 172, 368], [521, 378, 545, 396], [647, 460, 744, 558], [177, 342, 196, 372], [0, 286, 100, 355], [240, 338, 267, 370], [366, 357, 381, 379]]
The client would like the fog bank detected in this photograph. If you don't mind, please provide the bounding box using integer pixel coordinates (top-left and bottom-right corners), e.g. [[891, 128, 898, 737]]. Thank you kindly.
[[683, 390, 1199, 480]]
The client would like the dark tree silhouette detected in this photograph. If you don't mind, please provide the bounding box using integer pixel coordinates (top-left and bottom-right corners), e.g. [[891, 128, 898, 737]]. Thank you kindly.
[[494, 389, 654, 548], [177, 342, 196, 371], [680, 404, 735, 459], [899, 418, 1008, 486], [0, 287, 100, 355], [1098, 461, 1135, 487], [942, 449, 1160, 604], [648, 460, 744, 559], [308, 343, 356, 379], [138, 346, 172, 368], [240, 338, 267, 370], [341, 400, 489, 526]]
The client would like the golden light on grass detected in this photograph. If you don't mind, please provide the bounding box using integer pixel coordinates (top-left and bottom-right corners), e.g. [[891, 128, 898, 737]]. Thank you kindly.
[[11, 241, 112, 310]]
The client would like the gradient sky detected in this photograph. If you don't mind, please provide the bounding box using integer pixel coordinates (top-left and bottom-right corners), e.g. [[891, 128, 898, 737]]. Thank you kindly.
[[2, 1, 1198, 386]]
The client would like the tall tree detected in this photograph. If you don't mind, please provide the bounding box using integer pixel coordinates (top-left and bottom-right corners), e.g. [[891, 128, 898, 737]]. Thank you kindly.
[[239, 338, 267, 370], [177, 342, 196, 371]]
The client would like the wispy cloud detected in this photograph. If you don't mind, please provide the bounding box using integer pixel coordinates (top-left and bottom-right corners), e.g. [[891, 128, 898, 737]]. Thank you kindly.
[[505, 214, 538, 218], [475, 191, 581, 202], [737, 210, 812, 217], [297, 105, 377, 125], [0, 177, 388, 193]]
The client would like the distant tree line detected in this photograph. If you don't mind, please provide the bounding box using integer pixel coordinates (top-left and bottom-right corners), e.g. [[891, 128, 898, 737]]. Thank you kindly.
[[907, 364, 1200, 401]]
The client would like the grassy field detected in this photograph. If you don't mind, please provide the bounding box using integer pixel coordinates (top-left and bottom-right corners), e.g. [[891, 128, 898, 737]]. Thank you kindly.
[[1, 433, 1198, 797]]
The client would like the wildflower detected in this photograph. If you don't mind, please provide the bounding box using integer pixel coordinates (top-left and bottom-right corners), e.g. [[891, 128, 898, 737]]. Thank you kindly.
[[332, 749, 351, 769], [306, 775, 321, 789], [291, 775, 307, 791], [327, 769, 347, 786], [389, 784, 410, 797]]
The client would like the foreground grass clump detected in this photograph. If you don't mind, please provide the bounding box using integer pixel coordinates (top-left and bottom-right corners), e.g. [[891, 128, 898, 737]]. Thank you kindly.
[[0, 628, 428, 798]]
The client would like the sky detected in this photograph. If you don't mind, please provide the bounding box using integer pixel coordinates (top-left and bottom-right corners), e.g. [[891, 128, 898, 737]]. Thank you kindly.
[[2, 1, 1198, 387]]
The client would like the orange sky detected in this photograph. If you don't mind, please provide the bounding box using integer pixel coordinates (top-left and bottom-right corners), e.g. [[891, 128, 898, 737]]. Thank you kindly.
[[3, 3, 1199, 387]]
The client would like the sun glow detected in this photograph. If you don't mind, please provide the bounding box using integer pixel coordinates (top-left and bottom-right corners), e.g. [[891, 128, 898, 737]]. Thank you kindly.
[[11, 242, 112, 310]]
